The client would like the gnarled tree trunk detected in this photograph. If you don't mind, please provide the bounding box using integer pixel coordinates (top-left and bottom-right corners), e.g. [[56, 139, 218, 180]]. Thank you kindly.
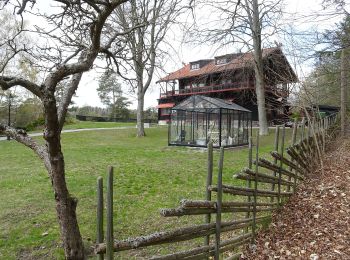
[[51, 158, 84, 260], [0, 1, 129, 259], [44, 96, 84, 260]]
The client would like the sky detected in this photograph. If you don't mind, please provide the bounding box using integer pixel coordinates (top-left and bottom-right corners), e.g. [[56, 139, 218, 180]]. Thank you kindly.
[[3, 0, 346, 109], [73, 0, 345, 110]]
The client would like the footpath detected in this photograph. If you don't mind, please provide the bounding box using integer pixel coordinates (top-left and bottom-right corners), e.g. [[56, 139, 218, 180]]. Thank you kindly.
[[242, 137, 350, 259], [0, 126, 135, 141]]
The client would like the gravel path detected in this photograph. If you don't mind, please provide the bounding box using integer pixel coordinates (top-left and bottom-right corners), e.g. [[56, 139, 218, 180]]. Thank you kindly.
[[241, 137, 350, 260], [0, 126, 135, 141]]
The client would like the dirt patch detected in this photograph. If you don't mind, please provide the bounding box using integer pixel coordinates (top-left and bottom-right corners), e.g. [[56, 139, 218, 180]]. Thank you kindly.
[[241, 137, 350, 259]]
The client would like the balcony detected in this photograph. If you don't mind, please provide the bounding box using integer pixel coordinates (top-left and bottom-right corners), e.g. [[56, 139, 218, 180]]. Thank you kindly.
[[160, 82, 251, 99], [159, 82, 288, 99]]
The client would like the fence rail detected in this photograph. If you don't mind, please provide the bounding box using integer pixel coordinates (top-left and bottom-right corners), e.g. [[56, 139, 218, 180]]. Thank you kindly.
[[94, 113, 338, 259]]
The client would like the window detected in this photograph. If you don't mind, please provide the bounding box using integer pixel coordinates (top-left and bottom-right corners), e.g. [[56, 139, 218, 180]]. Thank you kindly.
[[192, 82, 205, 88], [191, 63, 200, 70], [161, 108, 171, 115], [216, 58, 227, 65], [221, 79, 232, 84], [277, 107, 284, 115]]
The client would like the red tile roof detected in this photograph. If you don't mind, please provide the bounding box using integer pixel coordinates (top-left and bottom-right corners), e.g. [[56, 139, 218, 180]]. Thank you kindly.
[[158, 47, 288, 82], [156, 103, 175, 108]]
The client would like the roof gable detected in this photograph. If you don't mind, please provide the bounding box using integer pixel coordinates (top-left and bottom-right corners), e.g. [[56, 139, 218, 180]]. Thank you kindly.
[[173, 95, 251, 113], [158, 47, 297, 83]]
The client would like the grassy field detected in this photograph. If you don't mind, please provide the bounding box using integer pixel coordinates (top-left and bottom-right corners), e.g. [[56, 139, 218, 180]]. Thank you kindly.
[[0, 125, 294, 259]]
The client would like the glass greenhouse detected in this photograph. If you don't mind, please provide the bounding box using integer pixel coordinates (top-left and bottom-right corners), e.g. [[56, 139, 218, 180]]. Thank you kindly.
[[169, 95, 252, 148]]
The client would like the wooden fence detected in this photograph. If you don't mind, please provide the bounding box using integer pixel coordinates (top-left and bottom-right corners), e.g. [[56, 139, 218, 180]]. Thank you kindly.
[[94, 114, 338, 260]]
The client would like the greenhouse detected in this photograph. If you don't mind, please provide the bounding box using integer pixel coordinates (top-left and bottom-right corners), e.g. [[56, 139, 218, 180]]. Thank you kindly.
[[169, 95, 252, 148]]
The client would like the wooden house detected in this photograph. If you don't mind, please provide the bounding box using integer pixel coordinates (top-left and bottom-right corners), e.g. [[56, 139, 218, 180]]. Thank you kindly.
[[156, 47, 298, 124]]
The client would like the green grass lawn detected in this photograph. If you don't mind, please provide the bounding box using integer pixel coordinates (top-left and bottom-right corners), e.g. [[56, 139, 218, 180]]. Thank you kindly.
[[0, 126, 294, 259]]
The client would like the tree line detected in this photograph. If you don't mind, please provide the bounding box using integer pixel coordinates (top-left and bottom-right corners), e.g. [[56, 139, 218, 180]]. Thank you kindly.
[[0, 91, 157, 131]]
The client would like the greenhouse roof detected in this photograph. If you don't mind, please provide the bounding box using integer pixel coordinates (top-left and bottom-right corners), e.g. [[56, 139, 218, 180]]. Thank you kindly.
[[172, 95, 251, 112]]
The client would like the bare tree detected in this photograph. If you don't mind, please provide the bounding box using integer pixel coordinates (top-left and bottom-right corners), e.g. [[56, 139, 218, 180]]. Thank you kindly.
[[307, 3, 350, 135], [245, 0, 270, 135], [318, 1, 349, 135], [191, 0, 284, 135], [340, 48, 349, 135], [114, 0, 185, 137], [0, 1, 134, 259], [337, 10, 350, 136]]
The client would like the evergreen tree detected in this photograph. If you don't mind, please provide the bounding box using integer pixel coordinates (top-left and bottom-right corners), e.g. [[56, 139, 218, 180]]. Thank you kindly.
[[97, 70, 131, 119]]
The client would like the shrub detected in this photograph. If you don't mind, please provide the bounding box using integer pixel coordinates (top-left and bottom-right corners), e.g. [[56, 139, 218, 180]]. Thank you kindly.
[[25, 117, 45, 131], [64, 115, 78, 125]]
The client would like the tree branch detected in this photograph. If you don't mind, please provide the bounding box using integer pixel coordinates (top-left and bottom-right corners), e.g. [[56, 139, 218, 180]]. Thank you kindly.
[[0, 124, 49, 166], [57, 72, 83, 130], [16, 0, 36, 14], [44, 0, 128, 89], [0, 76, 44, 99]]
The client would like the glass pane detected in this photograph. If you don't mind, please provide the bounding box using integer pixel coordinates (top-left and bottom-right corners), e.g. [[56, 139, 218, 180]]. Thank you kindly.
[[208, 113, 220, 147]]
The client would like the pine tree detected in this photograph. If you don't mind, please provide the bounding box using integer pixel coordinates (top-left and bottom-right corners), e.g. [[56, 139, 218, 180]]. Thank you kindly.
[[97, 70, 131, 119]]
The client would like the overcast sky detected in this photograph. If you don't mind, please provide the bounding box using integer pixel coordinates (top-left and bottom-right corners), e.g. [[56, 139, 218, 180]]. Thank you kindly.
[[5, 0, 346, 109], [74, 0, 344, 109]]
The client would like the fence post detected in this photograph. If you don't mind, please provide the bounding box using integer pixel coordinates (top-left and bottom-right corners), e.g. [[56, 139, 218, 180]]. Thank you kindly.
[[301, 118, 305, 141], [252, 132, 259, 241], [318, 119, 321, 134], [306, 124, 311, 165], [248, 135, 253, 169], [289, 121, 298, 192], [245, 136, 253, 233], [278, 125, 286, 206], [271, 126, 280, 202], [204, 141, 213, 252], [106, 166, 114, 260], [97, 177, 104, 260], [214, 147, 224, 260], [322, 118, 326, 153]]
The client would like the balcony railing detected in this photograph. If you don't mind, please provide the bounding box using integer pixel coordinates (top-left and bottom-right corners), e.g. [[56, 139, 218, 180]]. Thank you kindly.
[[159, 82, 288, 99], [160, 82, 249, 98]]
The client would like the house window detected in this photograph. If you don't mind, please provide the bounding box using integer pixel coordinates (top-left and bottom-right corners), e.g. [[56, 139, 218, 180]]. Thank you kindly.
[[191, 63, 200, 70], [161, 108, 171, 115], [221, 79, 232, 84], [278, 107, 284, 115], [216, 58, 227, 65], [192, 82, 205, 88]]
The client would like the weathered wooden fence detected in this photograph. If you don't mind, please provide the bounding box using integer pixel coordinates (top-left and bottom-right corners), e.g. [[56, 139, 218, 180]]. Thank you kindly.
[[94, 114, 338, 259]]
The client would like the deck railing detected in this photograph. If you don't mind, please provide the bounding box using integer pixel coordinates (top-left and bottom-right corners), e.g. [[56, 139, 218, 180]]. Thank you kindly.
[[160, 82, 287, 98]]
